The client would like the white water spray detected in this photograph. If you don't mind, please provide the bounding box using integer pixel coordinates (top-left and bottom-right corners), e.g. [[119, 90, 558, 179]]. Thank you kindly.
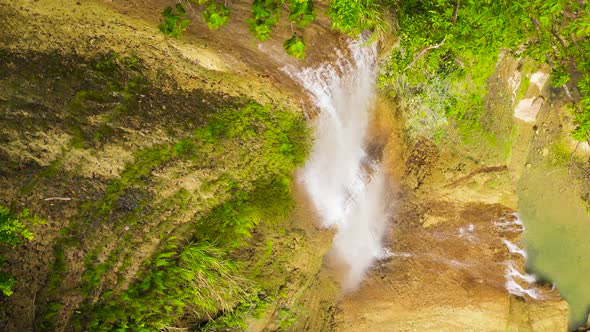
[[502, 239, 528, 259], [287, 40, 390, 290], [495, 214, 543, 299]]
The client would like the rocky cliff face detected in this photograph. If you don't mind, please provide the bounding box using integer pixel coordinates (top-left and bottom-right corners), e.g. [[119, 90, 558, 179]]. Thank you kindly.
[[0, 1, 336, 330]]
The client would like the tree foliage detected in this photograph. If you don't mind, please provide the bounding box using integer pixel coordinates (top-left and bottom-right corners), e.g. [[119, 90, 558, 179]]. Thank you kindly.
[[202, 2, 230, 30], [158, 4, 191, 39], [248, 0, 284, 42], [326, 0, 386, 37], [158, 0, 387, 58], [288, 0, 315, 28], [380, 0, 590, 142]]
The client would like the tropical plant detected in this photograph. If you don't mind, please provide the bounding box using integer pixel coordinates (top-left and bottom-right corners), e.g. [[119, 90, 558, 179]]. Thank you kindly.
[[202, 2, 230, 30], [159, 4, 191, 39], [288, 0, 315, 28], [0, 206, 39, 296], [157, 0, 389, 58], [83, 240, 249, 330], [283, 35, 306, 59], [248, 0, 284, 42], [380, 0, 590, 142], [72, 101, 309, 329]]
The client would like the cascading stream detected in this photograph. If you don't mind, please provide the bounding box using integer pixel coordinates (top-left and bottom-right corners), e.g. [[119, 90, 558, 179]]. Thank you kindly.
[[287, 40, 390, 290]]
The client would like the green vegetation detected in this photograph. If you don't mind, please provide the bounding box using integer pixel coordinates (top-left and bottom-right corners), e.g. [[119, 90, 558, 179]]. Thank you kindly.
[[159, 4, 191, 39], [82, 176, 295, 330], [66, 52, 144, 150], [0, 206, 40, 296], [379, 0, 590, 143], [380, 0, 522, 141], [84, 241, 248, 330], [2, 45, 311, 330], [284, 35, 306, 59], [278, 306, 298, 329], [326, 0, 385, 37], [158, 0, 387, 58], [248, 0, 284, 41], [199, 292, 270, 331], [6, 0, 589, 329], [245, 0, 318, 58], [202, 2, 230, 30], [572, 74, 590, 141], [157, 0, 589, 138], [288, 0, 315, 28]]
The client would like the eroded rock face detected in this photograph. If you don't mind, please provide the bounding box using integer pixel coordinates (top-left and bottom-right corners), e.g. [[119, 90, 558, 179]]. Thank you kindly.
[[332, 145, 567, 331], [0, 1, 338, 331], [513, 71, 549, 123], [329, 55, 570, 331]]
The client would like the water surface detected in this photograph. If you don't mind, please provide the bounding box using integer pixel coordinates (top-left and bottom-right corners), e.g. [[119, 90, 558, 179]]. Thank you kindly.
[[519, 167, 590, 327]]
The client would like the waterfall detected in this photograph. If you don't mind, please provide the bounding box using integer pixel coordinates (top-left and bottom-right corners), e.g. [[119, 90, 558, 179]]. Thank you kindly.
[[287, 40, 390, 290], [495, 214, 543, 299]]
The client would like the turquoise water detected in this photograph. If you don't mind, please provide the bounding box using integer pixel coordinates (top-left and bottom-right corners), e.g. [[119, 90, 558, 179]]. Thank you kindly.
[[518, 168, 590, 328]]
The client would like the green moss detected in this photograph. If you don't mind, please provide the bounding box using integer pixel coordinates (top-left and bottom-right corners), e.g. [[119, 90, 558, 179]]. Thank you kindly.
[[74, 90, 108, 103], [516, 75, 531, 102], [81, 250, 117, 296], [68, 124, 88, 149], [548, 141, 572, 167], [95, 145, 175, 216], [503, 124, 519, 160], [46, 243, 67, 297], [40, 302, 64, 328], [7, 48, 310, 329], [92, 53, 120, 77], [39, 159, 63, 178]]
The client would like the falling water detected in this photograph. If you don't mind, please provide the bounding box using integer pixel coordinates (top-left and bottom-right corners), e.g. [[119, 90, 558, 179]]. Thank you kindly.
[[287, 40, 390, 290]]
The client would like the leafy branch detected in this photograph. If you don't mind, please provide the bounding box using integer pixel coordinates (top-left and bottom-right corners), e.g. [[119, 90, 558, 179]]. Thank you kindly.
[[157, 0, 388, 58], [159, 4, 191, 39], [283, 35, 306, 59]]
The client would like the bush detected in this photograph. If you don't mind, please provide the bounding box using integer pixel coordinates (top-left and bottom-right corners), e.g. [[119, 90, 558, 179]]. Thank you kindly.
[[380, 0, 590, 142], [326, 0, 385, 36]]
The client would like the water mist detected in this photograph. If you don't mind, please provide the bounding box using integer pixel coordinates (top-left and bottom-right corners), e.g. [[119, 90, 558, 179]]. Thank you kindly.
[[288, 40, 390, 290]]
